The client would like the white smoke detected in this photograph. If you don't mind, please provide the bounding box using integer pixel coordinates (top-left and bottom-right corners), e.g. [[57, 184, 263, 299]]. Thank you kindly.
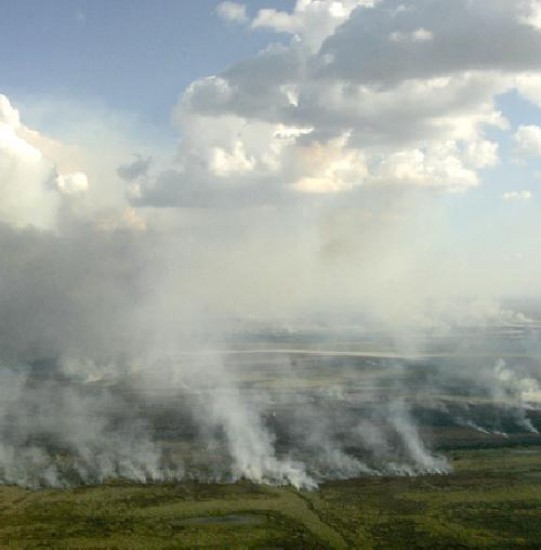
[[1, 0, 541, 489]]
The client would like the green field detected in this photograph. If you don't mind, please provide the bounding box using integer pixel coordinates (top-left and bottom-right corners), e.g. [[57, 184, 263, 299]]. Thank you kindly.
[[1, 446, 541, 548]]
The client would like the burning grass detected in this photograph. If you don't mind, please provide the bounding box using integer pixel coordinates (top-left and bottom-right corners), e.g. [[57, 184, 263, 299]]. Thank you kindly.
[[1, 446, 541, 548]]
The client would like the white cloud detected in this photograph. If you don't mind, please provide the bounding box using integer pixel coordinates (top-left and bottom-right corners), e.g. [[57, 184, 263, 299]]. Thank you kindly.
[[390, 27, 433, 43], [468, 140, 500, 168], [370, 143, 479, 191], [23, 95, 173, 222], [320, 0, 541, 85], [252, 0, 375, 51], [519, 0, 541, 30], [0, 94, 21, 127], [293, 132, 368, 193], [209, 141, 256, 177], [0, 121, 42, 163], [514, 125, 541, 157], [54, 171, 89, 195], [117, 155, 152, 181], [135, 0, 541, 207], [216, 2, 248, 23], [502, 190, 532, 201], [0, 94, 89, 229], [516, 74, 541, 108]]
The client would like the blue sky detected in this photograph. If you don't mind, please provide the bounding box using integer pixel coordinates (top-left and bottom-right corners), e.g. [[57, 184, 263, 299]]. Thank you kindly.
[[0, 0, 290, 128]]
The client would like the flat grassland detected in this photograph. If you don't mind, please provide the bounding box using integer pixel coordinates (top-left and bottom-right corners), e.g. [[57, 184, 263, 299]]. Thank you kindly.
[[1, 447, 541, 549]]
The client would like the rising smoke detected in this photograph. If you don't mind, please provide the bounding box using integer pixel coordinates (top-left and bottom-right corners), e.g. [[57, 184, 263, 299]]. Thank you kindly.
[[0, 212, 539, 488], [0, 124, 540, 488], [2, 0, 541, 488]]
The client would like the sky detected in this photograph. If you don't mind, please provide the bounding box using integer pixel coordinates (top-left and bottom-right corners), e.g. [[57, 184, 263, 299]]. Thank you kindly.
[[0, 0, 290, 132], [2, 0, 541, 333]]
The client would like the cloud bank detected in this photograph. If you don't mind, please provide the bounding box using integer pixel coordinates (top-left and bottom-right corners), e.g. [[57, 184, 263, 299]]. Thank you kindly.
[[133, 0, 541, 208]]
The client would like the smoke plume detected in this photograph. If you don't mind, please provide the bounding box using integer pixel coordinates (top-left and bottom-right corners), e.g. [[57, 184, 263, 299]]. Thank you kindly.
[[2, 0, 541, 488]]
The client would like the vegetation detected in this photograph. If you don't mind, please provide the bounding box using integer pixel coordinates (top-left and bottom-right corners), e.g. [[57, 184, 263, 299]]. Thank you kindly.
[[1, 447, 541, 548]]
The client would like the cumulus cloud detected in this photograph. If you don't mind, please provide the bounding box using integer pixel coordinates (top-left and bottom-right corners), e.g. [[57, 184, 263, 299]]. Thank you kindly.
[[117, 155, 152, 181], [514, 125, 541, 157], [502, 190, 532, 201], [130, 0, 541, 206], [252, 0, 377, 51], [54, 171, 89, 195], [121, 0, 541, 325], [216, 1, 248, 23], [520, 0, 541, 30], [389, 27, 433, 43], [319, 0, 541, 84], [0, 95, 90, 229], [0, 95, 20, 125], [515, 74, 541, 108]]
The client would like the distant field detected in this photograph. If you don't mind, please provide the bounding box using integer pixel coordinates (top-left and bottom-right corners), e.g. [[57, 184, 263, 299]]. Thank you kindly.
[[1, 329, 540, 546], [1, 446, 541, 548]]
